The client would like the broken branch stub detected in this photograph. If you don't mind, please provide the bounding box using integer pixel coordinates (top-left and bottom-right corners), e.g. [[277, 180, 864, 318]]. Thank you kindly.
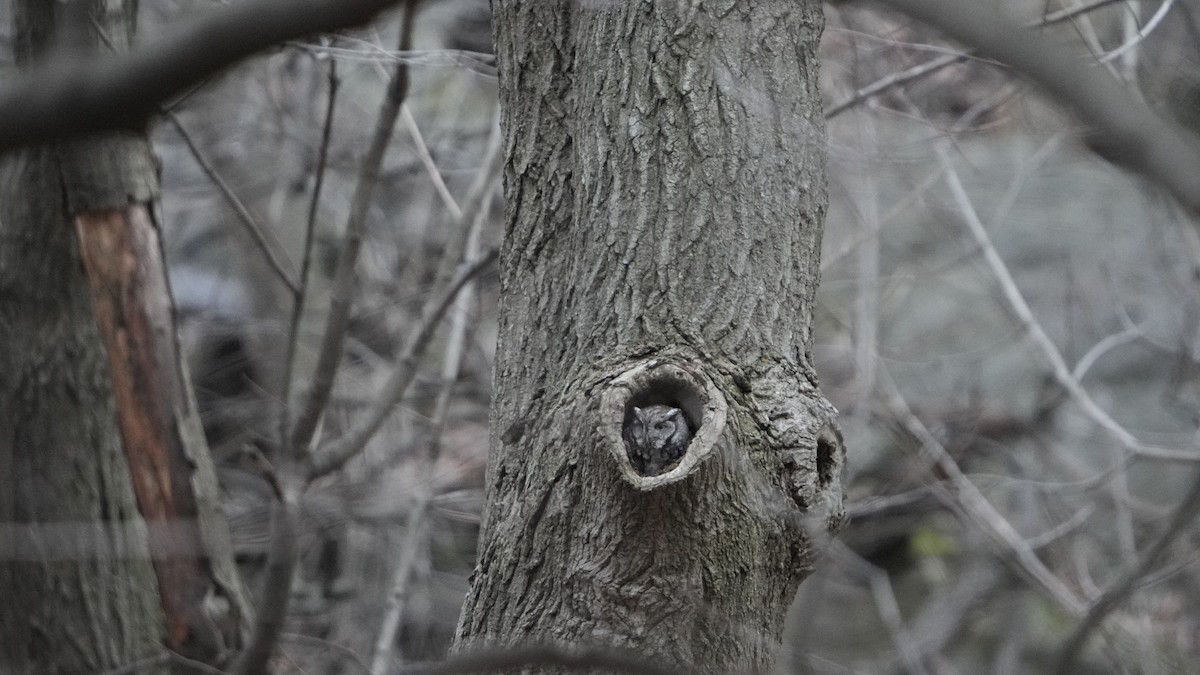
[[599, 358, 727, 490]]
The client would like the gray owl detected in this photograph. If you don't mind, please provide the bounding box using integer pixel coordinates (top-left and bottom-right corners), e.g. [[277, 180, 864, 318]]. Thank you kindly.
[[623, 404, 692, 476]]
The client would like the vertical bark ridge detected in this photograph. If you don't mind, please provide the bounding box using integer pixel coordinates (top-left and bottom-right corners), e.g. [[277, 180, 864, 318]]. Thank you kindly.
[[457, 1, 843, 672], [564, 2, 827, 365]]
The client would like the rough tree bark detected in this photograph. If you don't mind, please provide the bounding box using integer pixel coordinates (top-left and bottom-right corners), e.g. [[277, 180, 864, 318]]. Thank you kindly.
[[455, 1, 844, 671], [0, 1, 246, 671], [0, 138, 167, 673], [0, 2, 168, 671]]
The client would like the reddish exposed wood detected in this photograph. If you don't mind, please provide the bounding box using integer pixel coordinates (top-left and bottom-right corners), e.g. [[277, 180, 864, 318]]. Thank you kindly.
[[75, 205, 216, 657]]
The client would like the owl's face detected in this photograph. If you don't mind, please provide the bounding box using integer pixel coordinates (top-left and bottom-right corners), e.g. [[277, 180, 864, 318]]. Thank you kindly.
[[623, 404, 692, 475], [629, 405, 687, 448]]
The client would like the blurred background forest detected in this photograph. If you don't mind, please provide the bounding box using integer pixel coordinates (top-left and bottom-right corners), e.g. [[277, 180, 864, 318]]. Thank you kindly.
[[7, 0, 1200, 672]]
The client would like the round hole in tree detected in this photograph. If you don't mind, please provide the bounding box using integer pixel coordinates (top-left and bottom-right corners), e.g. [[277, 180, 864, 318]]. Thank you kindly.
[[602, 358, 727, 488], [815, 423, 841, 487], [621, 374, 703, 475]]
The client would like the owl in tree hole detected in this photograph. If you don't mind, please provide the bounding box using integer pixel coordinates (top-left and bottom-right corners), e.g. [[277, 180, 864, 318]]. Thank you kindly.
[[623, 404, 692, 476]]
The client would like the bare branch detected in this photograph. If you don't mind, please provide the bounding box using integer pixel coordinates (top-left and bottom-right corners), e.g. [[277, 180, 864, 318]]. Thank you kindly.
[[166, 112, 299, 295], [869, 0, 1200, 214], [370, 499, 431, 675], [289, 0, 421, 454], [936, 143, 1200, 463], [232, 496, 300, 675], [369, 113, 501, 673], [308, 248, 499, 481], [100, 653, 171, 675], [280, 57, 341, 442], [825, 0, 1125, 119], [0, 0, 405, 153], [935, 141, 1150, 556], [825, 51, 963, 121], [281, 633, 372, 675], [1055, 469, 1200, 674], [1096, 0, 1175, 65], [826, 541, 930, 675], [360, 30, 465, 218], [402, 104, 463, 220], [881, 349, 1191, 671], [877, 369, 1086, 617], [237, 6, 418, 673], [286, 41, 497, 76]]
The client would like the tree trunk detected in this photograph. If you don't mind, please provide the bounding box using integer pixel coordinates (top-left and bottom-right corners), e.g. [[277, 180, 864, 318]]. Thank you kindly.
[[455, 1, 844, 671], [1, 1, 246, 671], [0, 136, 168, 675], [0, 28, 168, 675]]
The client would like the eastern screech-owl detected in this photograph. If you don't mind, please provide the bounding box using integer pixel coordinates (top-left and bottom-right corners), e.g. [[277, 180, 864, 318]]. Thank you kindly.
[[623, 404, 692, 476]]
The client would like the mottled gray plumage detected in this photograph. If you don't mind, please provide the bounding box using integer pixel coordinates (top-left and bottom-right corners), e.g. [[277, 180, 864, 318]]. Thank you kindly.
[[623, 404, 691, 475]]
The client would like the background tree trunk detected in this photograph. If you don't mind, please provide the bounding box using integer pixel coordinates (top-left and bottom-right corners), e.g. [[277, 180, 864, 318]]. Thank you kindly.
[[1, 1, 246, 671], [0, 136, 169, 674], [454, 1, 845, 671], [0, 1, 168, 665]]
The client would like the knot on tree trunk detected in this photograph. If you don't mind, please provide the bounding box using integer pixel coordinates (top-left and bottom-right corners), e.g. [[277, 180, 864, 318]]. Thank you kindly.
[[749, 367, 847, 535], [600, 358, 727, 490]]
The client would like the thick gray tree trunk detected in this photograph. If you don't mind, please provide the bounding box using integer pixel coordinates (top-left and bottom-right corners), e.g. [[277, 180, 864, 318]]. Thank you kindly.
[[455, 1, 844, 671]]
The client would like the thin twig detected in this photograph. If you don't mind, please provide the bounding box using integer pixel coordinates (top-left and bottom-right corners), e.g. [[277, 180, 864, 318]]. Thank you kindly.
[[1055, 468, 1200, 674], [1071, 326, 1141, 381], [308, 247, 498, 480], [827, 541, 929, 675], [888, 561, 1001, 674], [935, 143, 1199, 463], [369, 114, 501, 672], [1024, 505, 1096, 550], [281, 56, 341, 440], [825, 0, 1125, 119], [289, 0, 421, 454], [877, 369, 1086, 617], [285, 41, 497, 76], [821, 163, 945, 272], [280, 632, 372, 674], [851, 116, 881, 429], [882, 367, 1181, 668], [988, 132, 1066, 227], [235, 6, 419, 674], [370, 499, 431, 674], [1097, 0, 1175, 64], [167, 650, 233, 675], [428, 111, 504, 292], [1066, 0, 1124, 82], [825, 51, 963, 120], [846, 487, 934, 519], [401, 104, 462, 220], [363, 31, 463, 219], [165, 111, 299, 295], [96, 23, 299, 299], [876, 0, 1200, 214], [421, 133, 499, 458], [100, 653, 172, 675], [935, 142, 1147, 556]]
